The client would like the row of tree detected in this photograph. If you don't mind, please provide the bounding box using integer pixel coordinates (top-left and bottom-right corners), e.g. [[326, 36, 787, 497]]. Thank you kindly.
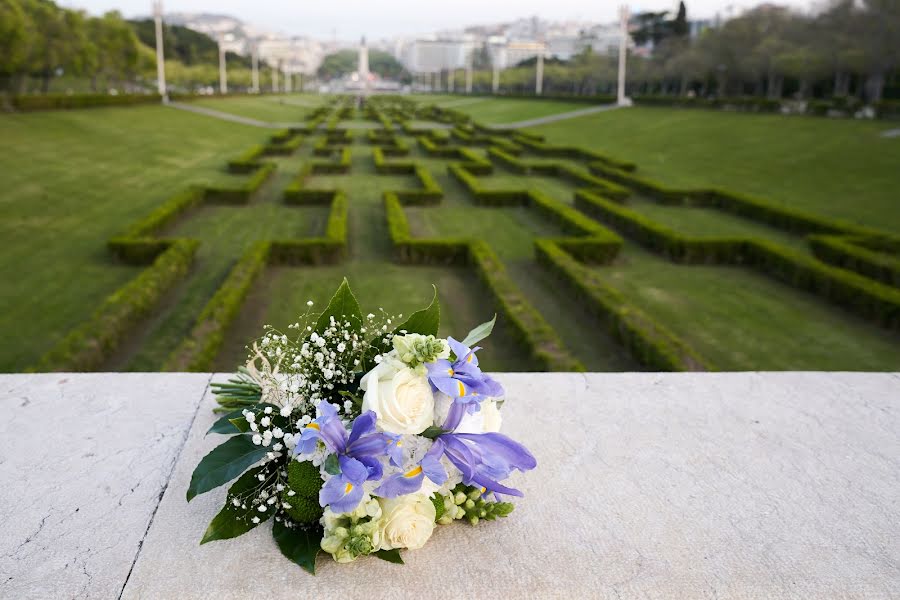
[[1, 0, 145, 93], [443, 0, 897, 103], [0, 0, 277, 95]]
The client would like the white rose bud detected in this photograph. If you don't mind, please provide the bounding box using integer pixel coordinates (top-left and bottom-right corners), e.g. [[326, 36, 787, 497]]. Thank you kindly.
[[376, 494, 436, 551], [360, 355, 434, 435]]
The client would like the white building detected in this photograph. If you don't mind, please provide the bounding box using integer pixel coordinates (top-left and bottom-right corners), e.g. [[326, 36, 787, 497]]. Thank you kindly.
[[256, 37, 324, 75], [400, 37, 479, 73]]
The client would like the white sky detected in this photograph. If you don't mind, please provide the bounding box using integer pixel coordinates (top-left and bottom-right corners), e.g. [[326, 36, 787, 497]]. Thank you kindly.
[[60, 0, 816, 39]]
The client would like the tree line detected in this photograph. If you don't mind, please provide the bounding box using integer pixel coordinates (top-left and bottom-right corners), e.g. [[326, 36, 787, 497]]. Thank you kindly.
[[454, 0, 899, 104], [0, 0, 276, 95]]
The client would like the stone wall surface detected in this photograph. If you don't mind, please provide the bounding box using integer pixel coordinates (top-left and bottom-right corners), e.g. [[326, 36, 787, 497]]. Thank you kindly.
[[2, 372, 898, 599]]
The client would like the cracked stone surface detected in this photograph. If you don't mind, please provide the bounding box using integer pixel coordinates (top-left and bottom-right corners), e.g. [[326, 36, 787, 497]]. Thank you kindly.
[[120, 372, 899, 599], [0, 373, 210, 600]]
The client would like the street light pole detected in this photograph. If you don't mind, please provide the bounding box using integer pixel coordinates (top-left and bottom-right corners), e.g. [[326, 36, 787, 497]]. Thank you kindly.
[[153, 0, 166, 100], [218, 34, 227, 94], [535, 44, 544, 96], [273, 60, 280, 93], [617, 5, 630, 106], [251, 42, 259, 93], [465, 49, 473, 94]]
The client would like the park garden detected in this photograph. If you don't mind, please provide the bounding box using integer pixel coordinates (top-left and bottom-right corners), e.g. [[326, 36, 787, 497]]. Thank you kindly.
[[1, 93, 898, 374]]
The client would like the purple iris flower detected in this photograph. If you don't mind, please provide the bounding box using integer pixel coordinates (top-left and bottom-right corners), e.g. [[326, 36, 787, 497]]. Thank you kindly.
[[438, 432, 536, 498], [426, 337, 504, 402], [374, 439, 448, 498], [319, 455, 369, 514], [297, 402, 392, 512]]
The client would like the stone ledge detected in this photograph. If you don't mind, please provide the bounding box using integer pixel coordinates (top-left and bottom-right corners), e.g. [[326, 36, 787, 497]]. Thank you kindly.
[[2, 372, 898, 599]]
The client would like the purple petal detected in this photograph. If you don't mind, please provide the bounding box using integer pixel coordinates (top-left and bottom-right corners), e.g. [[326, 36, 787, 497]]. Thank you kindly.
[[442, 400, 467, 431], [454, 433, 537, 472], [338, 455, 369, 485], [355, 454, 384, 481], [447, 337, 470, 362], [348, 411, 377, 445], [385, 434, 404, 467], [347, 432, 388, 457], [422, 440, 448, 485], [374, 469, 424, 498], [441, 435, 478, 481], [320, 475, 366, 513]]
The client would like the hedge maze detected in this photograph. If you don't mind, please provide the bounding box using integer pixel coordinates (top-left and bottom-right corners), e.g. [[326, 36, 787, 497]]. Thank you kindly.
[[32, 95, 900, 373]]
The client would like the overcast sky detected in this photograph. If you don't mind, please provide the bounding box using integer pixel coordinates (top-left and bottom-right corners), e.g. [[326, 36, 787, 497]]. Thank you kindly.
[[60, 0, 816, 39]]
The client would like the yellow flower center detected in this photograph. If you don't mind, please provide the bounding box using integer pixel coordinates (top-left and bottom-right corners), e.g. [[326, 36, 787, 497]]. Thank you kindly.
[[404, 466, 423, 478], [344, 482, 354, 494], [306, 422, 320, 430]]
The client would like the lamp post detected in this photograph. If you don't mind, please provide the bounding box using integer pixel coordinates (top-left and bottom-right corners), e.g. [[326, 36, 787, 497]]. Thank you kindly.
[[465, 49, 473, 94], [273, 60, 280, 93], [617, 5, 630, 106], [535, 44, 544, 96], [153, 0, 166, 100], [251, 42, 259, 93], [218, 34, 227, 94], [448, 68, 454, 93], [492, 48, 500, 94]]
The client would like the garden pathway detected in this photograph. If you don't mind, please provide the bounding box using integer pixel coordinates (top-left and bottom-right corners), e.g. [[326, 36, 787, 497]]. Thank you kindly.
[[488, 102, 624, 129]]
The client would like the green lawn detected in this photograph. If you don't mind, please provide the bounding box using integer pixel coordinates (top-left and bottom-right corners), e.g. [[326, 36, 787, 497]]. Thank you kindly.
[[2, 97, 897, 373], [596, 244, 900, 370], [188, 94, 318, 122], [529, 106, 900, 232], [0, 105, 267, 371]]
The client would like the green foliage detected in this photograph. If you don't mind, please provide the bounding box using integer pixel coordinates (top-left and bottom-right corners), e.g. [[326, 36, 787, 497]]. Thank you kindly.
[[201, 466, 271, 544], [460, 315, 496, 347], [317, 49, 406, 80], [314, 277, 363, 334], [809, 235, 900, 288], [187, 434, 269, 501], [272, 519, 321, 575], [10, 93, 162, 111], [30, 239, 197, 372], [535, 238, 712, 371], [164, 242, 270, 371], [373, 549, 404, 564], [282, 494, 323, 525], [287, 460, 324, 498], [227, 144, 265, 173], [430, 493, 446, 521]]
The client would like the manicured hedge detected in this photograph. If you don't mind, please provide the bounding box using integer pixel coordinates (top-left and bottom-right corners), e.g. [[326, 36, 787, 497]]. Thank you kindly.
[[535, 239, 711, 371], [164, 242, 269, 371], [311, 147, 352, 174], [383, 192, 583, 371], [373, 147, 415, 174], [575, 190, 900, 328], [271, 192, 348, 264], [32, 239, 198, 372], [514, 137, 637, 172], [633, 95, 781, 113], [227, 144, 266, 173], [807, 235, 900, 287], [11, 93, 162, 112], [263, 135, 303, 156], [204, 162, 276, 203]]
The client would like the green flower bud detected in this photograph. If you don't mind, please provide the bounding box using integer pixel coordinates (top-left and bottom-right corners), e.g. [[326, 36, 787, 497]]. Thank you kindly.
[[464, 499, 475, 510], [287, 460, 324, 498], [454, 492, 466, 505]]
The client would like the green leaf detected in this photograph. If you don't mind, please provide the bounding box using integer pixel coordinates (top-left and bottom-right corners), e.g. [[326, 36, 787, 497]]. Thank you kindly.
[[187, 435, 268, 502], [460, 314, 496, 348], [374, 549, 404, 564], [420, 426, 448, 440], [272, 519, 322, 575], [393, 285, 440, 336], [323, 453, 341, 475], [200, 466, 271, 544], [207, 409, 246, 435], [314, 278, 363, 335]]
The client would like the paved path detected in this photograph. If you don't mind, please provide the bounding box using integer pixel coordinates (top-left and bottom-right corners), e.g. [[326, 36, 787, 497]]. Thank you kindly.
[[3, 372, 898, 598], [167, 101, 298, 129], [489, 103, 624, 129], [881, 127, 900, 138]]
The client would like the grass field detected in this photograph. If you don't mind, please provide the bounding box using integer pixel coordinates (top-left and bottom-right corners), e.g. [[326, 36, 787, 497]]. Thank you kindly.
[[2, 93, 898, 372], [0, 104, 270, 371]]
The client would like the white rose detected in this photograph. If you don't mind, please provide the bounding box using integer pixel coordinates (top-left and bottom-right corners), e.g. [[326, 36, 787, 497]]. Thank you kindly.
[[376, 494, 436, 551], [361, 356, 435, 435]]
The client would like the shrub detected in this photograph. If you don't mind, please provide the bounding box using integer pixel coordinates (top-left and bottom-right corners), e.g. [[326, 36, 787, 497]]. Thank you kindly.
[[31, 239, 198, 372], [535, 239, 711, 371], [204, 162, 276, 203], [11, 93, 162, 112], [311, 147, 351, 174], [164, 241, 270, 371], [227, 145, 265, 173], [373, 147, 415, 174]]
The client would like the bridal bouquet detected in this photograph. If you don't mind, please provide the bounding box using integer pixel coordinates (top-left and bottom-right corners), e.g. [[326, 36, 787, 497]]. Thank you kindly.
[[187, 280, 536, 573]]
